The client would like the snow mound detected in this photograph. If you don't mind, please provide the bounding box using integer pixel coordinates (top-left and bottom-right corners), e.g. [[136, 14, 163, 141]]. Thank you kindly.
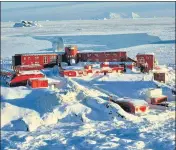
[[1, 102, 42, 131], [1, 88, 61, 131]]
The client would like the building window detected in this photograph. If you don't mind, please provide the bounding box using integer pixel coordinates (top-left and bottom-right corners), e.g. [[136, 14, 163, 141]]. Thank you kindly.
[[50, 55, 56, 63], [138, 57, 145, 63], [44, 56, 48, 64], [94, 54, 99, 57], [24, 57, 26, 60], [105, 54, 110, 57], [87, 54, 91, 57]]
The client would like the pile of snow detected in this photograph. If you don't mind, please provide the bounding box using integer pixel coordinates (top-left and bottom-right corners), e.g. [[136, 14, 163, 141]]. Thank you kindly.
[[1, 87, 61, 131], [13, 20, 42, 28]]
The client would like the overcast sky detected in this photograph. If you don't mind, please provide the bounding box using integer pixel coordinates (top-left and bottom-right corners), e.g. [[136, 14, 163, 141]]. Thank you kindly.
[[1, 2, 175, 21]]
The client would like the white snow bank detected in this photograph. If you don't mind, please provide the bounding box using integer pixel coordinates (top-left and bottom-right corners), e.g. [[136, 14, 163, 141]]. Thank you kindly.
[[1, 86, 31, 100], [1, 102, 42, 131]]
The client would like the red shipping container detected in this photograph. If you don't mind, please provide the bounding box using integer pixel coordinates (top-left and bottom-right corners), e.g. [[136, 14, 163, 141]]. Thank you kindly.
[[61, 70, 77, 77], [28, 78, 48, 88], [109, 97, 148, 114], [112, 67, 124, 73]]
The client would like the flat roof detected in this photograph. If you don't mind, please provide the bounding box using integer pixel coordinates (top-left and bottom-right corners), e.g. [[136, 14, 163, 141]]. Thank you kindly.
[[137, 53, 155, 56], [15, 51, 65, 56], [62, 66, 84, 70], [78, 50, 126, 54], [18, 70, 44, 75], [102, 62, 134, 65]]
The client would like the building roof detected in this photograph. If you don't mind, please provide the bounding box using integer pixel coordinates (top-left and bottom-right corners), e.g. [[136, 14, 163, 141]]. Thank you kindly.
[[137, 53, 155, 56], [18, 70, 44, 75], [78, 50, 126, 54], [62, 66, 84, 70], [28, 78, 47, 81], [102, 62, 134, 65], [111, 97, 148, 106], [15, 51, 64, 56]]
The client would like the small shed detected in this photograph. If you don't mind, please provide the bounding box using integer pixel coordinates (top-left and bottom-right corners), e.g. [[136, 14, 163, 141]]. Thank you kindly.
[[109, 96, 149, 114], [136, 53, 155, 71], [60, 70, 77, 77], [28, 78, 48, 88], [153, 66, 168, 83], [145, 88, 167, 105], [153, 73, 167, 83]]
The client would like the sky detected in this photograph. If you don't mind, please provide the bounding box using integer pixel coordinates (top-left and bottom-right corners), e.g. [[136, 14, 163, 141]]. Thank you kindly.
[[1, 2, 175, 21]]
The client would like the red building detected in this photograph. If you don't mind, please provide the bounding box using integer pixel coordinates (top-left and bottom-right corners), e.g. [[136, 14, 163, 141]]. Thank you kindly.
[[100, 62, 135, 70], [78, 51, 127, 62], [7, 71, 45, 87], [136, 53, 155, 71], [12, 53, 60, 71]]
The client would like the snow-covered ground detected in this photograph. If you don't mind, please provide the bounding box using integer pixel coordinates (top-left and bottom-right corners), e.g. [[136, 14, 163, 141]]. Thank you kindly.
[[1, 18, 175, 150]]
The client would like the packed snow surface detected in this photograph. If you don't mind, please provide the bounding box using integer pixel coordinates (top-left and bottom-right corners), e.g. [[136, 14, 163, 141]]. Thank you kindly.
[[1, 18, 175, 150]]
